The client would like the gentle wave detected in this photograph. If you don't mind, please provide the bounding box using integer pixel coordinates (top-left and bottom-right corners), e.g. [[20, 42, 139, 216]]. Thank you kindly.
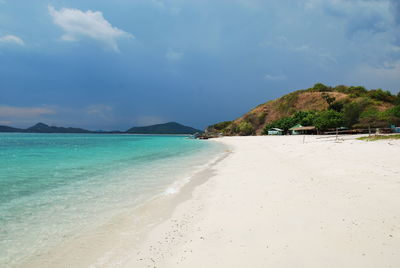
[[0, 133, 225, 267]]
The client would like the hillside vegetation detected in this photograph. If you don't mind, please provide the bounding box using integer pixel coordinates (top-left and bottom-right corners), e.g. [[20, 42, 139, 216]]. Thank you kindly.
[[207, 83, 400, 135]]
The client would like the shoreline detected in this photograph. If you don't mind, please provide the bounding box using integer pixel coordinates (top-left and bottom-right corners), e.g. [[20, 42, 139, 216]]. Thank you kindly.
[[20, 142, 230, 268], [22, 135, 400, 268], [123, 135, 400, 268]]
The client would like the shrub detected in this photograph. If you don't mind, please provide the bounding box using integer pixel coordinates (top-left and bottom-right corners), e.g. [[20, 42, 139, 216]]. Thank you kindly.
[[212, 121, 232, 131], [277, 92, 299, 114], [346, 86, 368, 97], [333, 85, 348, 92], [367, 89, 396, 103], [243, 111, 267, 128], [235, 121, 254, 136], [311, 83, 331, 92], [257, 111, 267, 125]]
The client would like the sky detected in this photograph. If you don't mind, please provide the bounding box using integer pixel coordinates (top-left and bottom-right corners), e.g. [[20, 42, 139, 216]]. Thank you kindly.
[[0, 0, 399, 130]]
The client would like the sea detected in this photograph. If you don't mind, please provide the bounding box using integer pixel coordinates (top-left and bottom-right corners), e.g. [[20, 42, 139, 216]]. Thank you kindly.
[[0, 133, 225, 267]]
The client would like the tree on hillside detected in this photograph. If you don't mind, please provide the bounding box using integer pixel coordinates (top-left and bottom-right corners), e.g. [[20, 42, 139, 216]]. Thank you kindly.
[[367, 89, 397, 103], [263, 117, 296, 134], [311, 83, 331, 92], [342, 100, 370, 127], [243, 112, 267, 129], [395, 92, 400, 105], [344, 86, 368, 97], [211, 121, 232, 131], [385, 105, 400, 125], [358, 109, 387, 128], [314, 110, 343, 130], [329, 100, 346, 112], [292, 111, 317, 126], [391, 105, 400, 118], [322, 93, 336, 109], [235, 121, 254, 136]]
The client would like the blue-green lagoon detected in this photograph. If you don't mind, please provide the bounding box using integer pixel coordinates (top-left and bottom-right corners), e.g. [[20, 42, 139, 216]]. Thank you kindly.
[[0, 133, 225, 267]]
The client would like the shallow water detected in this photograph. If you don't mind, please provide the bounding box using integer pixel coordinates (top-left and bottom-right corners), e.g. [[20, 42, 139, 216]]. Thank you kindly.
[[0, 133, 224, 267]]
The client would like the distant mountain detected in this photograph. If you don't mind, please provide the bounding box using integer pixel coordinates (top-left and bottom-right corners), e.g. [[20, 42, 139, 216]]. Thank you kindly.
[[126, 122, 201, 134], [0, 125, 24, 132], [25, 123, 93, 133], [0, 122, 202, 134], [0, 122, 93, 133]]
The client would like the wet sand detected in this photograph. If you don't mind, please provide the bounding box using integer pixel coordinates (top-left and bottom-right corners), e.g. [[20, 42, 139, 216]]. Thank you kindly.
[[24, 135, 400, 268]]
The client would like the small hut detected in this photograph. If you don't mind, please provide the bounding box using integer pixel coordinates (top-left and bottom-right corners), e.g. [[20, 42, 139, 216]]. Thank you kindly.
[[391, 125, 400, 133], [267, 128, 284, 135], [289, 124, 317, 135]]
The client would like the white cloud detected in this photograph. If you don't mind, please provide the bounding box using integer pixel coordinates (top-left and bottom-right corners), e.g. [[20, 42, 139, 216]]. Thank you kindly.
[[165, 50, 184, 61], [0, 35, 24, 46], [48, 6, 133, 51], [0, 105, 55, 117], [264, 74, 287, 81]]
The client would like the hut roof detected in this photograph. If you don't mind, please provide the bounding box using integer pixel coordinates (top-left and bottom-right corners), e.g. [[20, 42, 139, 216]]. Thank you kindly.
[[290, 126, 316, 131]]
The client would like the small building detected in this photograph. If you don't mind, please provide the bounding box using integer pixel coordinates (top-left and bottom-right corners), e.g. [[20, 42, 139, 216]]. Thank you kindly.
[[391, 125, 400, 133], [289, 124, 317, 135], [267, 128, 284, 135]]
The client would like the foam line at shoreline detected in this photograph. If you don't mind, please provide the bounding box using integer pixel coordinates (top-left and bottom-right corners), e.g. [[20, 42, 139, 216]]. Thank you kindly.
[[21, 141, 231, 268]]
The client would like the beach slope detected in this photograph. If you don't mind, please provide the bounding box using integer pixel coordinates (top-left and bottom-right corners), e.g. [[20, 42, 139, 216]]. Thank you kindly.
[[126, 136, 400, 268]]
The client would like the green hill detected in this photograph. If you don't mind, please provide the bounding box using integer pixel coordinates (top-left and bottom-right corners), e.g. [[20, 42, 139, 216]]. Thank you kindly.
[[0, 125, 24, 132], [126, 122, 201, 134], [0, 122, 202, 134], [0, 123, 93, 133], [25, 123, 93, 133], [207, 83, 400, 135]]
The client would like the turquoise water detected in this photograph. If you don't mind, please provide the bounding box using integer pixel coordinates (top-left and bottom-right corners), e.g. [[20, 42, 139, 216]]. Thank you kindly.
[[0, 133, 223, 267]]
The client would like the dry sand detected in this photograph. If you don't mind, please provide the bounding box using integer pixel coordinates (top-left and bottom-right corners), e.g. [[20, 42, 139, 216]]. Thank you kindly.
[[25, 135, 400, 268], [122, 135, 400, 268]]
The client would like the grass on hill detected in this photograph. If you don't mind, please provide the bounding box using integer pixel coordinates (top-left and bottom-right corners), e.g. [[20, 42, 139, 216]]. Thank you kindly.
[[207, 83, 400, 136], [357, 134, 400, 141]]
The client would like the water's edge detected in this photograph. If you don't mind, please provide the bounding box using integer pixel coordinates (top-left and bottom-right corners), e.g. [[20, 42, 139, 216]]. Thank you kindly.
[[20, 140, 231, 268]]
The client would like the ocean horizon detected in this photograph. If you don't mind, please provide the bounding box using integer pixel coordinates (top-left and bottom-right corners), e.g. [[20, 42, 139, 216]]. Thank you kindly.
[[0, 133, 225, 267]]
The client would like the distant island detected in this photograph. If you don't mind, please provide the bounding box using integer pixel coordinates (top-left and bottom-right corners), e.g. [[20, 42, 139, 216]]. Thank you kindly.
[[0, 122, 202, 135], [126, 122, 201, 134]]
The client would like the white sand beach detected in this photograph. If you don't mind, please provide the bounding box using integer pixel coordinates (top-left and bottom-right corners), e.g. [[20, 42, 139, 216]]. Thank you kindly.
[[123, 135, 400, 268], [24, 135, 400, 268]]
